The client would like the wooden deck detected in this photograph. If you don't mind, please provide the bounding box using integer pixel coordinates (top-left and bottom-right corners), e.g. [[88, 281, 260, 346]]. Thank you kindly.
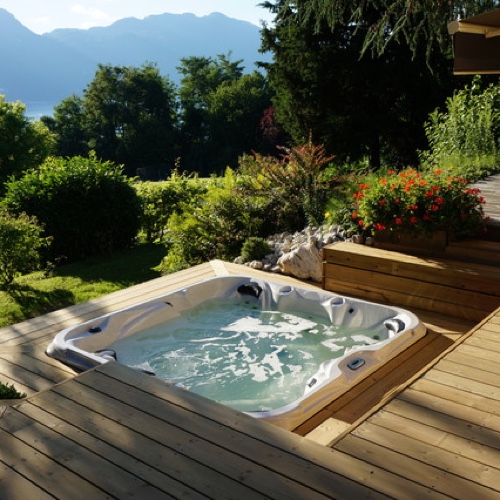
[[331, 309, 500, 499], [0, 254, 499, 496], [472, 173, 500, 240]]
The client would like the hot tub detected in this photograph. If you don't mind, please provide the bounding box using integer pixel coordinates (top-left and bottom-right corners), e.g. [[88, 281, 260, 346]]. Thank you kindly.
[[46, 276, 426, 430]]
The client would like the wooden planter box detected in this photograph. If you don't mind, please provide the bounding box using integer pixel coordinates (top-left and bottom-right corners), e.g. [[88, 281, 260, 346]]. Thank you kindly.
[[374, 229, 450, 255]]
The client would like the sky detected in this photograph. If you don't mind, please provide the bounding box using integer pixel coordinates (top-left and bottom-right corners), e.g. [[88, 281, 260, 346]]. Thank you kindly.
[[0, 0, 274, 34]]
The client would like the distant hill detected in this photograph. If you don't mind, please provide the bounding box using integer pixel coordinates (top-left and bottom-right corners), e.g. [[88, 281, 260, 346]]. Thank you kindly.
[[0, 9, 270, 109]]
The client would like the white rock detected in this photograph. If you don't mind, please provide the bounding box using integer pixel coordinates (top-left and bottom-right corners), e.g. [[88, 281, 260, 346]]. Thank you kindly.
[[248, 260, 264, 270], [277, 237, 322, 282]]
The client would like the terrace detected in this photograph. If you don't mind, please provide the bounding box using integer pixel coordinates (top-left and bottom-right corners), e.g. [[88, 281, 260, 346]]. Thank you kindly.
[[1, 176, 500, 498]]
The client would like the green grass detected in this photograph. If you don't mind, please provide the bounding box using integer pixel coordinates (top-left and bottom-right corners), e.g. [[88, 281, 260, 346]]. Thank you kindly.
[[0, 243, 166, 328]]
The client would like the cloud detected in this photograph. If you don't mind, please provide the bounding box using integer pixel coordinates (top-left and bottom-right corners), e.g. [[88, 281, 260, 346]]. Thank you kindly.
[[71, 4, 111, 22]]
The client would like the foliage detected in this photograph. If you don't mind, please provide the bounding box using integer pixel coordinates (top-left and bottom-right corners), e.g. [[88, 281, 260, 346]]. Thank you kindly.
[[284, 0, 497, 61], [0, 96, 55, 190], [0, 382, 26, 399], [3, 155, 142, 262], [206, 72, 273, 169], [348, 168, 487, 239], [421, 77, 500, 181], [157, 169, 269, 274], [237, 137, 339, 228], [134, 171, 207, 243], [260, 1, 456, 170], [0, 210, 48, 288], [42, 95, 89, 158], [83, 63, 178, 176], [240, 237, 271, 262], [177, 54, 272, 174]]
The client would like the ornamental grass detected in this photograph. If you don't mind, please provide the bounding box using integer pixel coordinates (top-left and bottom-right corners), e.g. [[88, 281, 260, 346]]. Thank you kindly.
[[349, 168, 488, 239]]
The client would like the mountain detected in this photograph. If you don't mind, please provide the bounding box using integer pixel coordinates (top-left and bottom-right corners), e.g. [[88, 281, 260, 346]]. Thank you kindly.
[[0, 9, 96, 103], [0, 9, 270, 109]]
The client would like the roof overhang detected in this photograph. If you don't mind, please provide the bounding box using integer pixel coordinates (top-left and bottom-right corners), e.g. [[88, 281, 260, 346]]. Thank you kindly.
[[448, 9, 500, 75]]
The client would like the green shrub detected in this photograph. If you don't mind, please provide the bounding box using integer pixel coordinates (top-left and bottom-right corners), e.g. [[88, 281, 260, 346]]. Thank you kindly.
[[237, 137, 339, 230], [0, 381, 26, 399], [422, 77, 500, 180], [0, 210, 48, 288], [134, 171, 207, 243], [3, 154, 141, 262], [157, 169, 269, 274], [240, 237, 271, 262]]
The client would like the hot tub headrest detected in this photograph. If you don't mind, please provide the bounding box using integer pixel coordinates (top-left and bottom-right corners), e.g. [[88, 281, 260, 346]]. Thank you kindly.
[[237, 282, 263, 299]]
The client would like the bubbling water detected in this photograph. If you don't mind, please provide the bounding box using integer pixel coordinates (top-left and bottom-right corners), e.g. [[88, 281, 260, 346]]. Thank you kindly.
[[109, 297, 385, 412]]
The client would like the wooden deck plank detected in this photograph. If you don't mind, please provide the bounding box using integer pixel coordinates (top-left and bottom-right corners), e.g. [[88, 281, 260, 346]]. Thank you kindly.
[[408, 378, 500, 416], [436, 358, 500, 387], [334, 434, 466, 500], [0, 406, 171, 499], [451, 341, 500, 365], [0, 362, 395, 499], [424, 367, 500, 401], [0, 423, 115, 499], [72, 363, 387, 499], [388, 395, 500, 449], [0, 462, 54, 499], [324, 241, 500, 292], [52, 379, 328, 499], [443, 349, 500, 376], [15, 399, 245, 499], [368, 407, 500, 468], [324, 264, 500, 321], [343, 425, 500, 498], [0, 345, 76, 397]]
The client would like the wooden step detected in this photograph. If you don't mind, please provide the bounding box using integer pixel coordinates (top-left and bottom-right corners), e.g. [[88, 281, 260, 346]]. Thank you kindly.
[[323, 242, 500, 322], [446, 238, 500, 264]]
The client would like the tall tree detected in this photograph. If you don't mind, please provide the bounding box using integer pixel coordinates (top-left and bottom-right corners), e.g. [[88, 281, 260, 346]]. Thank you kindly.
[[0, 96, 54, 190], [42, 95, 89, 158], [284, 0, 499, 60], [177, 54, 245, 173], [207, 72, 273, 169], [260, 0, 459, 169], [83, 63, 178, 176]]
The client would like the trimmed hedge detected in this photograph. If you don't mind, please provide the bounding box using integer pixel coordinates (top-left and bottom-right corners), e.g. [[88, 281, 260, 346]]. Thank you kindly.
[[3, 155, 141, 262]]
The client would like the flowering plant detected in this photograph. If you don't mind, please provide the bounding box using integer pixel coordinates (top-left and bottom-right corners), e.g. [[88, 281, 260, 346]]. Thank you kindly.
[[348, 168, 488, 239]]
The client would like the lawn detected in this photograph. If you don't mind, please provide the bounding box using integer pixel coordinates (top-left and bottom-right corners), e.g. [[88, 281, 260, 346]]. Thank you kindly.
[[0, 243, 166, 328]]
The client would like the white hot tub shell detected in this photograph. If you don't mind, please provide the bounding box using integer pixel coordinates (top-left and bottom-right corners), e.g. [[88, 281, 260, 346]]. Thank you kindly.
[[46, 276, 426, 430]]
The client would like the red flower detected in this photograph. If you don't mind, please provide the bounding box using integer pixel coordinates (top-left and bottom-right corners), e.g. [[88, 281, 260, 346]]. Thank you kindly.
[[394, 217, 403, 225], [410, 216, 418, 224], [378, 200, 386, 206], [374, 223, 386, 231]]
